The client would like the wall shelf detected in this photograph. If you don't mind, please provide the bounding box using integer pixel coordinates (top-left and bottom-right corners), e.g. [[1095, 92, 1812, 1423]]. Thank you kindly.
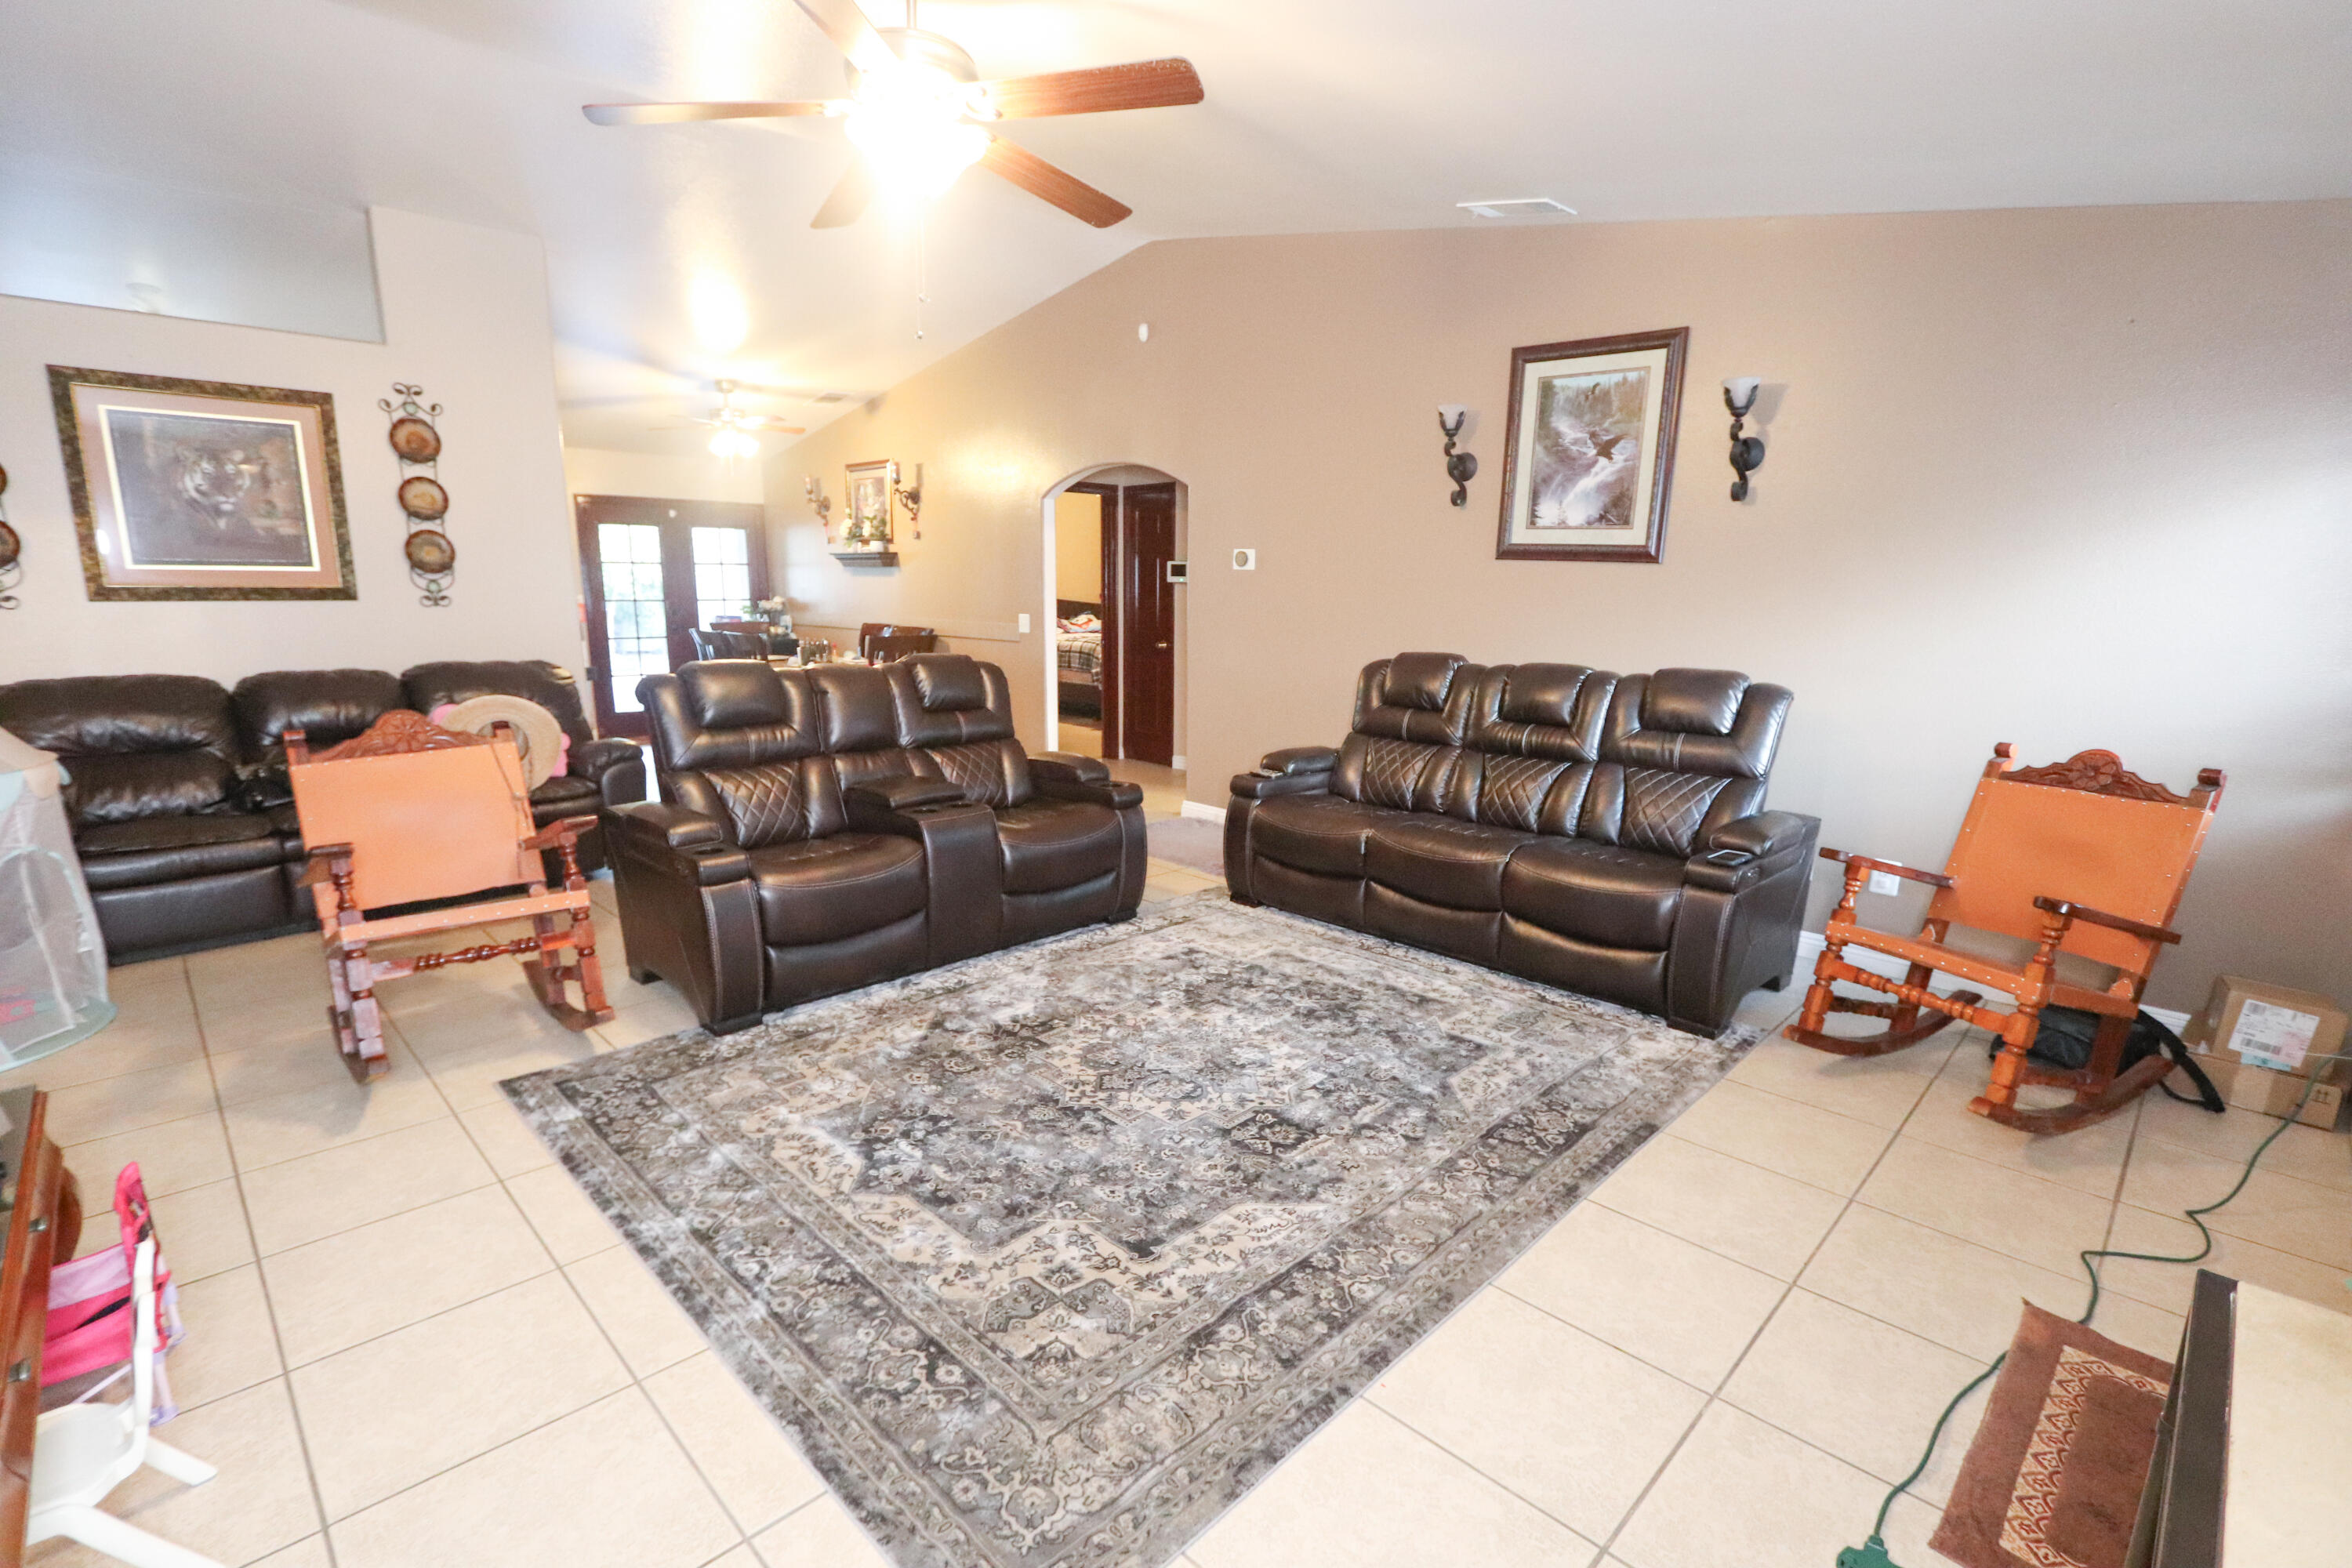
[[831, 550, 898, 568]]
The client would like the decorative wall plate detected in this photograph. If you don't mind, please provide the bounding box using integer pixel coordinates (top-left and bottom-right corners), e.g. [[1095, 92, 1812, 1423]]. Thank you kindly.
[[397, 474, 448, 520], [403, 528, 456, 575], [0, 521, 19, 571], [387, 416, 442, 462]]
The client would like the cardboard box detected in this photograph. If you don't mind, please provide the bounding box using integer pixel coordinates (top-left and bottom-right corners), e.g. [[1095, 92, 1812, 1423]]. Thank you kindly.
[[2183, 975, 2350, 1132], [2193, 1053, 2351, 1132]]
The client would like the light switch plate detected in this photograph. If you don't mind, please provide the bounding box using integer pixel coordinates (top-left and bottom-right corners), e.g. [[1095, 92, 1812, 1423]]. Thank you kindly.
[[1018, 612, 1031, 634], [1867, 869, 1902, 897]]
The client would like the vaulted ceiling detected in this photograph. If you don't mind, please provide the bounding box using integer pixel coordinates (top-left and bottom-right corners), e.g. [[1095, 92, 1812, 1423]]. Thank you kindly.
[[6, 0, 2348, 452]]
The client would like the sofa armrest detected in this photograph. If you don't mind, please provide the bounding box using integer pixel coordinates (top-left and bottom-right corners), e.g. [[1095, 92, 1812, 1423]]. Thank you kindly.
[[1686, 812, 1820, 893], [612, 801, 751, 884], [1030, 751, 1110, 786], [1258, 746, 1338, 778], [571, 736, 648, 808], [1035, 775, 1145, 811], [1707, 811, 1818, 861], [846, 775, 970, 814], [1230, 769, 1333, 802]]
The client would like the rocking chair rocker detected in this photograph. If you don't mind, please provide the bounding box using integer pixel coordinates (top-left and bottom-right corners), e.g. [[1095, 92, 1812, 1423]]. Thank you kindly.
[[1787, 745, 2223, 1134], [287, 710, 614, 1082]]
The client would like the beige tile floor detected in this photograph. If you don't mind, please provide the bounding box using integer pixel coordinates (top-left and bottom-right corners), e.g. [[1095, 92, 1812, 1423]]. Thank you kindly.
[[18, 844, 2350, 1566]]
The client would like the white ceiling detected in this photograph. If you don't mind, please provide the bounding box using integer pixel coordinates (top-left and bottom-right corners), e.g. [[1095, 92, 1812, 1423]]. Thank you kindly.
[[5, 0, 2348, 453]]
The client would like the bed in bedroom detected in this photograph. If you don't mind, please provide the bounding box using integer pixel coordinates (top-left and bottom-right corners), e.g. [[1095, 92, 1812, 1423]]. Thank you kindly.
[[1057, 598, 1104, 721]]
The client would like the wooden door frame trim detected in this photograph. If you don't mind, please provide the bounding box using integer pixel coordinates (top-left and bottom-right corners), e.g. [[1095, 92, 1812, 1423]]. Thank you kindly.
[[1068, 481, 1121, 760], [1120, 481, 1178, 768], [573, 495, 770, 741]]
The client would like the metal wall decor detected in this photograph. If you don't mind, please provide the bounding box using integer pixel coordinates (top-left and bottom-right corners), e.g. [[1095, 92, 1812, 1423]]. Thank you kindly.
[[381, 383, 454, 605], [887, 461, 923, 538], [0, 463, 20, 609]]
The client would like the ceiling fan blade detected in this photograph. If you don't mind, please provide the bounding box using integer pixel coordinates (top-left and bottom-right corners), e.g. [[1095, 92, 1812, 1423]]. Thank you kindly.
[[583, 100, 833, 125], [980, 137, 1132, 227], [811, 158, 877, 229], [789, 0, 898, 74], [975, 59, 1203, 119]]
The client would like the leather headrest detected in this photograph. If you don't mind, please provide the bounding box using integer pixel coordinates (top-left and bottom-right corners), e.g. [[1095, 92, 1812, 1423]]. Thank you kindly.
[[0, 675, 236, 759], [1384, 652, 1466, 712], [1642, 669, 1750, 735], [908, 655, 987, 713], [232, 668, 404, 756], [811, 665, 899, 752], [401, 659, 591, 746], [1498, 664, 1602, 728], [1472, 664, 1617, 763], [681, 662, 792, 731]]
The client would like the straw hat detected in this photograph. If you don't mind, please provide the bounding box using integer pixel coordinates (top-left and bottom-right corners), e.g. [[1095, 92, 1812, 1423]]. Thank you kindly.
[[434, 696, 565, 789]]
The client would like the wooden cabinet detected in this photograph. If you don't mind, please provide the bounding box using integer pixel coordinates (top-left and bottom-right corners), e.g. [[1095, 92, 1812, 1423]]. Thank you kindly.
[[0, 1090, 84, 1566]]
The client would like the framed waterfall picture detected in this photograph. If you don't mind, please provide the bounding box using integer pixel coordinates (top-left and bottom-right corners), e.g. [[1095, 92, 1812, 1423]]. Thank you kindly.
[[1494, 327, 1687, 564], [49, 365, 355, 600]]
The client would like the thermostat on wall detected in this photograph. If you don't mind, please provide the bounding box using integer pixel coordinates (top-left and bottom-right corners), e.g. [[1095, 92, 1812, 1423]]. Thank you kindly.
[[1232, 549, 1256, 571], [1166, 561, 1188, 584]]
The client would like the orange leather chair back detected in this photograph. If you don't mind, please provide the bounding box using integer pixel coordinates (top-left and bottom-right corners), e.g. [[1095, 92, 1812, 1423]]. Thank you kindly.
[[291, 724, 537, 914]]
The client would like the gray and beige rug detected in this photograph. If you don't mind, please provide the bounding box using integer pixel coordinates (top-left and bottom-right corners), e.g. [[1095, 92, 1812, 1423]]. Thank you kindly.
[[506, 895, 1753, 1568]]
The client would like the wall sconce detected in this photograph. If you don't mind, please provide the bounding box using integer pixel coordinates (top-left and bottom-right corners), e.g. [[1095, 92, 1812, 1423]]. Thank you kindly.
[[887, 461, 923, 537], [1437, 405, 1477, 507], [1723, 377, 1766, 501], [804, 476, 832, 539]]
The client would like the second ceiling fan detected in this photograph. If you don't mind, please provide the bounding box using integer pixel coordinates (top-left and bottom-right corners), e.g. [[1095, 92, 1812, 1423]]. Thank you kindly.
[[584, 0, 1203, 229]]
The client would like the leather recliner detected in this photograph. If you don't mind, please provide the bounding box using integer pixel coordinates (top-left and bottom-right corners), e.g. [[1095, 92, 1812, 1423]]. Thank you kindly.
[[0, 660, 648, 963], [1225, 653, 1819, 1036], [611, 653, 1145, 1031]]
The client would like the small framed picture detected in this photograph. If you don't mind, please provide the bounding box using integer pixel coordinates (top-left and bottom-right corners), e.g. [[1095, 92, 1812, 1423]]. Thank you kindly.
[[1495, 328, 1688, 564], [49, 366, 355, 600], [844, 459, 891, 543]]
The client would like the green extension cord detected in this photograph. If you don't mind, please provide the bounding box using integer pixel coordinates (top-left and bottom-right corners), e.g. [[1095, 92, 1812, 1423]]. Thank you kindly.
[[1838, 1054, 2350, 1568]]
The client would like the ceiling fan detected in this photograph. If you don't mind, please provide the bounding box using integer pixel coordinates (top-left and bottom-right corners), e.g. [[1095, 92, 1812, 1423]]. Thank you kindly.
[[683, 381, 805, 459], [583, 0, 1203, 229]]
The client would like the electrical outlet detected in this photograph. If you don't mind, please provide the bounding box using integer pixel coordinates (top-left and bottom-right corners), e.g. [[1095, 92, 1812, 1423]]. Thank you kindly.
[[1232, 548, 1257, 570], [1867, 869, 1903, 897], [1017, 612, 1031, 634]]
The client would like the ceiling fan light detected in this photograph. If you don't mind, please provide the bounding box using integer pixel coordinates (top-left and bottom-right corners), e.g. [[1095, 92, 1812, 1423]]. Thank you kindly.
[[846, 113, 988, 198], [709, 426, 760, 460]]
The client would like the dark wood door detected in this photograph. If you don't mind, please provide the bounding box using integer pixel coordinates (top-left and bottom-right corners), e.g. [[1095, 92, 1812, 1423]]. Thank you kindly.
[[575, 495, 768, 738], [1119, 482, 1178, 766]]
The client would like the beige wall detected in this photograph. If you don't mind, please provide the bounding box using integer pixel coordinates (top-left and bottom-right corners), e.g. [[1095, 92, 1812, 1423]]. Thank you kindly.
[[767, 201, 2352, 1006], [1053, 491, 1102, 601], [564, 446, 765, 506], [0, 209, 586, 687]]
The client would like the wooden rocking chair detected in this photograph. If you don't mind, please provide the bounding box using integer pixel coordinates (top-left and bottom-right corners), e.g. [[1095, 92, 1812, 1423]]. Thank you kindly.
[[287, 710, 614, 1082], [1786, 745, 2224, 1134]]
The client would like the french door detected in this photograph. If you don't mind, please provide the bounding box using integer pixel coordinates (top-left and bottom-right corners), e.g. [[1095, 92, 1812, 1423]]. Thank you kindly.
[[575, 495, 768, 738]]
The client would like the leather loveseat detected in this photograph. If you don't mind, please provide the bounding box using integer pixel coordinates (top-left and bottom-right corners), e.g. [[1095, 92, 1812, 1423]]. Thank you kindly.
[[0, 661, 645, 963], [611, 653, 1145, 1031], [1224, 653, 1818, 1036]]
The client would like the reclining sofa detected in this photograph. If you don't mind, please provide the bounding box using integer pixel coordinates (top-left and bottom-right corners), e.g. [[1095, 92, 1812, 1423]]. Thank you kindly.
[[1225, 653, 1817, 1036], [0, 660, 644, 963], [612, 653, 1145, 1031]]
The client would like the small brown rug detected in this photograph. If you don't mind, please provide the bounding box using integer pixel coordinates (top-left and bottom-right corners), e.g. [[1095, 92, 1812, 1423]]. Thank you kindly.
[[1931, 1304, 2172, 1568]]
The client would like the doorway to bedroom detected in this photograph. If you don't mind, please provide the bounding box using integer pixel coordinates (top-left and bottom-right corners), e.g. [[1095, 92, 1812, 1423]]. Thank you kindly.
[[1045, 466, 1185, 771]]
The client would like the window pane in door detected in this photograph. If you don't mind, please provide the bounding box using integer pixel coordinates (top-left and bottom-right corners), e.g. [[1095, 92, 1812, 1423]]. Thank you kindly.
[[598, 523, 667, 713], [690, 527, 753, 630]]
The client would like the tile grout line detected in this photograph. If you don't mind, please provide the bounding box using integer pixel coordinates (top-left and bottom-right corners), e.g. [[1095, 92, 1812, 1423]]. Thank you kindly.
[[1346, 1397, 1610, 1562], [190, 954, 347, 1568], [445, 1091, 760, 1561], [1586, 1026, 1963, 1562]]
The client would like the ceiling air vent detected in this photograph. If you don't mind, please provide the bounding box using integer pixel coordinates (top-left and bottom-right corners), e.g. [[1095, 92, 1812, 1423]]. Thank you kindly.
[[809, 393, 848, 404], [1457, 198, 1577, 219]]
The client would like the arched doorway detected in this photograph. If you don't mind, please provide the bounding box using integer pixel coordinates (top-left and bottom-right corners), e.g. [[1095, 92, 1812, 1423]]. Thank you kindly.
[[1039, 464, 1186, 768]]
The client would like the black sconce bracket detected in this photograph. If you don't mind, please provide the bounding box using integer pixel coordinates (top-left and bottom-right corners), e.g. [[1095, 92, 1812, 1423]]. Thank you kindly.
[[1726, 385, 1766, 501], [1439, 411, 1478, 507]]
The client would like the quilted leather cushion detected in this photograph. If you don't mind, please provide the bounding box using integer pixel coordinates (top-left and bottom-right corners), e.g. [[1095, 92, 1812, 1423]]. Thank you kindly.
[[1619, 768, 1733, 858], [996, 797, 1122, 895], [1367, 817, 1533, 912], [704, 762, 811, 848], [76, 812, 287, 891], [1501, 838, 1685, 951], [1250, 795, 1396, 878], [749, 833, 925, 945]]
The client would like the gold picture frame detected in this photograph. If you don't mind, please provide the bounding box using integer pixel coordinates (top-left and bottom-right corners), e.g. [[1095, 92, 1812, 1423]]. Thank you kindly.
[[49, 365, 356, 601], [1494, 328, 1687, 564]]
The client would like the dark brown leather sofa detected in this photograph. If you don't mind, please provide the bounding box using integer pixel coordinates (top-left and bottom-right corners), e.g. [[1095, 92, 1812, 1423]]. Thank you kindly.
[[1225, 653, 1818, 1036], [611, 653, 1145, 1031], [0, 661, 645, 963]]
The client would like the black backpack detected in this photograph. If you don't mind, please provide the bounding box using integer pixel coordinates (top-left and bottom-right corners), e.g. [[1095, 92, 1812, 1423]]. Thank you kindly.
[[2003, 1006, 2224, 1112]]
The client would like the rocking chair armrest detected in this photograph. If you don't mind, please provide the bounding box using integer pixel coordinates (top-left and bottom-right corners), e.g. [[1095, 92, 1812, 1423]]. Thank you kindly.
[[1820, 849, 1954, 891], [2031, 896, 2182, 946], [520, 814, 600, 853], [296, 843, 352, 887]]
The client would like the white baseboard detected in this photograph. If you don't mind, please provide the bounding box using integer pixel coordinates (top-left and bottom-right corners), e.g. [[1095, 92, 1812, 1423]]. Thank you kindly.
[[1171, 754, 1186, 770], [1179, 800, 1227, 826], [1791, 932, 2191, 1030]]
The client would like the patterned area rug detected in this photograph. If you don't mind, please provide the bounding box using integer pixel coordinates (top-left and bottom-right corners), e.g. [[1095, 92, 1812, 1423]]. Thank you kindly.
[[1931, 1304, 2173, 1568], [506, 895, 1753, 1568]]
